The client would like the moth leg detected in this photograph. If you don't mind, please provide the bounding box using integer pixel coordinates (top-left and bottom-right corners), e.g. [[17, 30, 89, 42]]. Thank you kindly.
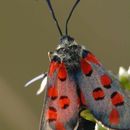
[[24, 72, 48, 95], [36, 73, 48, 95]]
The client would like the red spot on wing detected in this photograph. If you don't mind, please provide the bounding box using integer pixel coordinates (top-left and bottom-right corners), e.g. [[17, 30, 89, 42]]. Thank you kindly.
[[56, 122, 66, 130], [80, 59, 93, 76], [111, 92, 124, 106], [58, 63, 67, 81], [48, 86, 58, 100], [92, 88, 105, 100], [100, 74, 112, 88], [109, 108, 119, 125], [58, 96, 70, 109], [85, 52, 100, 65], [49, 61, 59, 76], [47, 107, 57, 122]]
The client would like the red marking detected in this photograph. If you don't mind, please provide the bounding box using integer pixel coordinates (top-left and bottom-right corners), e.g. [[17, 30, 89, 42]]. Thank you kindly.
[[48, 86, 58, 99], [56, 122, 66, 130], [58, 96, 70, 109], [49, 61, 59, 76], [58, 63, 67, 81], [92, 88, 105, 100], [85, 52, 100, 65], [109, 108, 119, 125], [47, 107, 57, 121], [100, 74, 111, 88], [80, 92, 86, 105], [111, 92, 124, 106], [80, 59, 92, 76]]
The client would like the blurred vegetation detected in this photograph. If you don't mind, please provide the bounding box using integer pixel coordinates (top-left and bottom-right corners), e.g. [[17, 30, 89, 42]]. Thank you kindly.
[[119, 67, 130, 90]]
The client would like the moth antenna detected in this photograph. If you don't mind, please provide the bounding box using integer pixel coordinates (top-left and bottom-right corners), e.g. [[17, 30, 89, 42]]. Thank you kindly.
[[46, 0, 63, 36], [65, 0, 80, 36]]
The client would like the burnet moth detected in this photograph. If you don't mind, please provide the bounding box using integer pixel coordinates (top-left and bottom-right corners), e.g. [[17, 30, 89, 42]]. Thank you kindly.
[[25, 0, 130, 130]]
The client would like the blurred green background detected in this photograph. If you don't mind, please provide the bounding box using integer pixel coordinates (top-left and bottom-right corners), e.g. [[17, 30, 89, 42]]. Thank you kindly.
[[0, 0, 130, 130]]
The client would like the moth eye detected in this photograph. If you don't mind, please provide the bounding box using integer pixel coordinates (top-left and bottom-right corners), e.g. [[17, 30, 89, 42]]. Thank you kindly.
[[82, 50, 89, 58], [52, 55, 61, 63]]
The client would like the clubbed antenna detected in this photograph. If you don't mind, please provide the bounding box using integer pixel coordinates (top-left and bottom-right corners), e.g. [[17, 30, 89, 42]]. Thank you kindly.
[[65, 0, 80, 36], [46, 0, 63, 36]]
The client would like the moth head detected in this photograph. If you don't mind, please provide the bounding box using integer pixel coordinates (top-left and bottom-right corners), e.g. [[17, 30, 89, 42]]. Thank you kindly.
[[60, 35, 74, 44], [56, 35, 78, 49], [46, 0, 80, 63]]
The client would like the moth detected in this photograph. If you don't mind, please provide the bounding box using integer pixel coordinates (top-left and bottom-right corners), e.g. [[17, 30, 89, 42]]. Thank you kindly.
[[25, 0, 130, 130]]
